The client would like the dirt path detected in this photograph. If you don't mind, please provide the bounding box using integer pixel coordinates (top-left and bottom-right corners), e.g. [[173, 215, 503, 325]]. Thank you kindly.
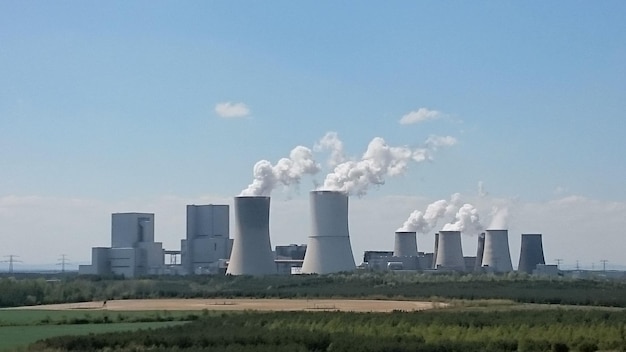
[[13, 298, 444, 312]]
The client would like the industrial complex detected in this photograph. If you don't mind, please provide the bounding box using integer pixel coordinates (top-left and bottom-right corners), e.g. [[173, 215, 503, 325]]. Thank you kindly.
[[79, 190, 557, 278]]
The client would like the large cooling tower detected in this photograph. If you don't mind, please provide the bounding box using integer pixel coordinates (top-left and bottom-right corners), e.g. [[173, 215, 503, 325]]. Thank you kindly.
[[432, 232, 439, 269], [394, 231, 418, 257], [518, 234, 545, 274], [301, 190, 356, 274], [474, 232, 486, 272], [226, 196, 276, 275], [434, 230, 465, 271], [481, 229, 513, 272]]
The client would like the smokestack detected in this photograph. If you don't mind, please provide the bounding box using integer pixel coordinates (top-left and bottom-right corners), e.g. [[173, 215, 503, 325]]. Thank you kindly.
[[518, 234, 545, 274], [474, 232, 486, 272], [393, 231, 418, 257], [434, 230, 465, 271], [226, 196, 276, 275], [301, 190, 356, 274], [481, 229, 513, 272]]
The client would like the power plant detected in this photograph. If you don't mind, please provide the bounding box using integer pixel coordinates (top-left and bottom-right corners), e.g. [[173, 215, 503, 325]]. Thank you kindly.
[[434, 230, 466, 271], [518, 234, 546, 274], [393, 231, 418, 257], [226, 196, 276, 276], [301, 190, 356, 274], [474, 232, 486, 272], [481, 229, 513, 272]]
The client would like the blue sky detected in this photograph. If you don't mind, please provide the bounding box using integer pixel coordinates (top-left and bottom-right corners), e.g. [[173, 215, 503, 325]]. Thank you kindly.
[[1, 2, 625, 269]]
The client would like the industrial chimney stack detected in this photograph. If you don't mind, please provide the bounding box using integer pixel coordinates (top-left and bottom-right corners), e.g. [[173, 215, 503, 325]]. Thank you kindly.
[[226, 196, 276, 275], [518, 234, 545, 274], [301, 190, 356, 274], [481, 229, 513, 272]]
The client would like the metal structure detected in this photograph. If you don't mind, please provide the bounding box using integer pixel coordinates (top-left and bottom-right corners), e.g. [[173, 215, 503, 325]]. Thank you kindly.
[[182, 204, 231, 275], [393, 231, 418, 257], [517, 234, 545, 274], [301, 190, 356, 274], [226, 196, 276, 275], [481, 229, 513, 272], [434, 230, 465, 271]]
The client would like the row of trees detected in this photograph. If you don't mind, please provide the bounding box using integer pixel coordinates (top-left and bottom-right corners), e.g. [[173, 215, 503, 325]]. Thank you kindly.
[[32, 309, 626, 351], [2, 271, 626, 307]]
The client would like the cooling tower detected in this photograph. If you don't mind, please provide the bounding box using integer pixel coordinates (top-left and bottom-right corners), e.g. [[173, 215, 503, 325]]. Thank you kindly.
[[481, 229, 513, 272], [301, 190, 356, 274], [432, 232, 439, 269], [393, 231, 418, 257], [226, 196, 276, 275], [518, 234, 545, 274], [474, 232, 486, 272], [434, 230, 465, 271]]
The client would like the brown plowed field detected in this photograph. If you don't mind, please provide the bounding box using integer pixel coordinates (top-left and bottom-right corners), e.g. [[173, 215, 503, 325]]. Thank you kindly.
[[15, 299, 443, 312]]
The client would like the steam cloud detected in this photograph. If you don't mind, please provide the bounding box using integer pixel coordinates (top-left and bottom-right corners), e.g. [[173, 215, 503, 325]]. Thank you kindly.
[[397, 193, 462, 233], [488, 206, 509, 229], [314, 131, 346, 168], [319, 134, 457, 196], [240, 146, 320, 196], [442, 203, 483, 234]]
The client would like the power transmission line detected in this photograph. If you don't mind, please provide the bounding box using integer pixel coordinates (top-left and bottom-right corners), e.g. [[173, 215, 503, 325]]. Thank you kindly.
[[57, 254, 70, 273], [554, 258, 563, 270], [600, 259, 609, 272], [1, 255, 22, 273]]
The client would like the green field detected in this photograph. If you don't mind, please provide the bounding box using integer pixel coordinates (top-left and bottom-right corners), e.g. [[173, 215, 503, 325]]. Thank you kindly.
[[0, 309, 197, 351]]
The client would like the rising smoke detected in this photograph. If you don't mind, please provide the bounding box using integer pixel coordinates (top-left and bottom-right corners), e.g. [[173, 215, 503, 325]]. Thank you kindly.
[[488, 206, 509, 229], [314, 131, 346, 168], [240, 146, 320, 196], [319, 134, 457, 196], [442, 203, 483, 234], [397, 193, 462, 233]]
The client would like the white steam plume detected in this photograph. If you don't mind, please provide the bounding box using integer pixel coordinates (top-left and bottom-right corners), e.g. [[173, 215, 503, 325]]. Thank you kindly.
[[314, 131, 346, 168], [397, 193, 462, 233], [240, 146, 320, 196], [442, 203, 483, 234], [488, 206, 509, 229], [320, 135, 457, 196]]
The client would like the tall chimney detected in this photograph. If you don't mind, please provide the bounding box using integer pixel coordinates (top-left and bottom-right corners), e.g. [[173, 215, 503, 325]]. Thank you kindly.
[[481, 229, 513, 272], [518, 234, 545, 274], [301, 190, 356, 274], [226, 196, 276, 275], [393, 231, 418, 257], [434, 230, 465, 271]]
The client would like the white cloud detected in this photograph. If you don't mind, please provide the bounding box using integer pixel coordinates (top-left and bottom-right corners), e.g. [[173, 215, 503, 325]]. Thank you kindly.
[[399, 108, 442, 125], [214, 102, 251, 118]]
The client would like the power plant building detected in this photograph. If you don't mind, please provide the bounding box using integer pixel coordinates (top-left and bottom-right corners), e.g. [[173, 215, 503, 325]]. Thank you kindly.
[[518, 234, 546, 274], [79, 213, 165, 278], [226, 196, 276, 275], [481, 229, 513, 272], [181, 204, 232, 275], [301, 191, 356, 274]]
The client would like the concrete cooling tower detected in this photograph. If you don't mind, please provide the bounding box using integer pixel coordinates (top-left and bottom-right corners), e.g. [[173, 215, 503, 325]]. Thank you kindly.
[[434, 230, 465, 271], [301, 190, 356, 274], [518, 234, 545, 274], [474, 232, 486, 272], [393, 231, 418, 257], [481, 229, 513, 272], [226, 196, 276, 275]]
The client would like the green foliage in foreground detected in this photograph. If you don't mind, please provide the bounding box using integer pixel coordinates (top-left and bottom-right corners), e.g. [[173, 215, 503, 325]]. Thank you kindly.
[[3, 272, 626, 308], [0, 321, 185, 352], [31, 309, 626, 352]]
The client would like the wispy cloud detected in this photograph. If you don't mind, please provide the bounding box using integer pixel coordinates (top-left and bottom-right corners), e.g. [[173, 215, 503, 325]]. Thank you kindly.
[[399, 108, 442, 125], [215, 102, 251, 118]]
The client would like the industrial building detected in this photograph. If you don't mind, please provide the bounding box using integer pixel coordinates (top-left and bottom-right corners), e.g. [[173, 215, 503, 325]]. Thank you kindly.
[[181, 204, 232, 275], [79, 213, 165, 278]]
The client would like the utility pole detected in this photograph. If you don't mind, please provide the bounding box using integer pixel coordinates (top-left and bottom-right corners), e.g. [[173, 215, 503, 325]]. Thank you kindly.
[[575, 260, 580, 271], [57, 254, 70, 273], [555, 258, 563, 270], [2, 255, 22, 273], [600, 259, 609, 272]]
